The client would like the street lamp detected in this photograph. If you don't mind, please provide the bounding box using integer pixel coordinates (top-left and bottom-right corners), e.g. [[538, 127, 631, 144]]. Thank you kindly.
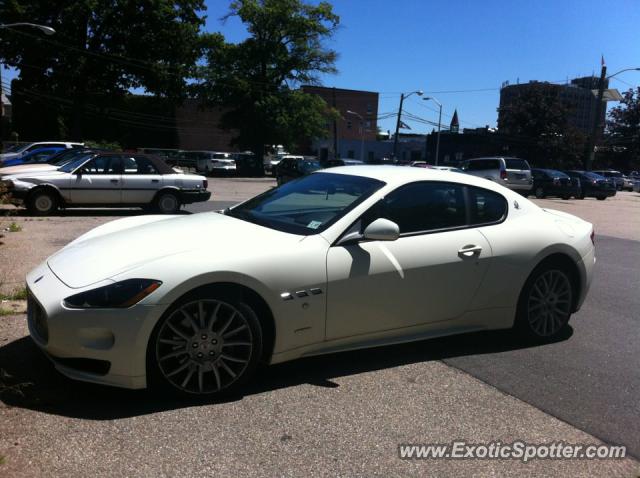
[[584, 65, 639, 170], [0, 22, 56, 144], [423, 97, 443, 166], [393, 89, 423, 161], [346, 110, 365, 162]]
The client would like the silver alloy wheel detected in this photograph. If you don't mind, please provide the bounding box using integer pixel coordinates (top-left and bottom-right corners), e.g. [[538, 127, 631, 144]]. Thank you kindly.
[[527, 269, 572, 336], [156, 299, 253, 394], [158, 193, 179, 213], [34, 194, 53, 213]]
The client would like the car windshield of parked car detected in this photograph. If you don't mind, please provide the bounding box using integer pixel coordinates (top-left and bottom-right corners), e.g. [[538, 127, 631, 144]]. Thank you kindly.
[[3, 144, 27, 153], [57, 154, 95, 173], [548, 169, 569, 178], [226, 172, 385, 235], [299, 160, 321, 173], [583, 172, 606, 180]]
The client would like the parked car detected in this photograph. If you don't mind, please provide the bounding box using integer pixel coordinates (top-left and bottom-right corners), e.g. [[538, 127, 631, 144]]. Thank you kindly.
[[409, 161, 430, 168], [3, 152, 210, 215], [24, 166, 594, 396], [0, 148, 105, 178], [592, 170, 625, 191], [432, 165, 464, 173], [531, 169, 581, 199], [265, 153, 297, 174], [326, 158, 365, 167], [194, 152, 236, 176], [0, 141, 85, 164], [564, 171, 616, 200], [275, 157, 322, 185], [233, 152, 263, 177], [621, 175, 635, 192], [0, 146, 66, 167], [460, 157, 533, 194]]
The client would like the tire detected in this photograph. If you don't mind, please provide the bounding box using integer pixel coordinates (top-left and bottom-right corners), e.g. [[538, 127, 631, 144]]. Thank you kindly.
[[155, 191, 181, 214], [514, 261, 574, 341], [27, 189, 58, 216], [534, 186, 546, 199], [596, 196, 606, 201], [147, 290, 263, 397], [561, 195, 570, 200]]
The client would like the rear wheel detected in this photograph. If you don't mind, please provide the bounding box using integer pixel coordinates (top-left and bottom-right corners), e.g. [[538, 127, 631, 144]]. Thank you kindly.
[[148, 292, 263, 396], [596, 195, 606, 201], [155, 191, 181, 214], [27, 189, 58, 216], [534, 186, 546, 199], [515, 262, 574, 341]]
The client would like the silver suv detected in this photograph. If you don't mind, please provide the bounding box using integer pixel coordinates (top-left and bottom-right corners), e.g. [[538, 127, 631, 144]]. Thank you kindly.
[[461, 157, 533, 194]]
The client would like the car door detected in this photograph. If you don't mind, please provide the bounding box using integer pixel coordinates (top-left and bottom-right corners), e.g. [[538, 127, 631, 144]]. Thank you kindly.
[[325, 181, 492, 340], [68, 155, 122, 204], [120, 155, 163, 204]]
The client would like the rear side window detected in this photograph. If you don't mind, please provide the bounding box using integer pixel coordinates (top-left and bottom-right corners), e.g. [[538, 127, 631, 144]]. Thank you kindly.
[[467, 159, 501, 171], [468, 186, 508, 225], [505, 158, 530, 170], [382, 181, 467, 234]]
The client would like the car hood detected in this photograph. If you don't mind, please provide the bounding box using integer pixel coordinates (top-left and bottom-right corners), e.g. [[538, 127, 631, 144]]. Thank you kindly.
[[0, 164, 57, 176], [4, 170, 66, 182], [0, 152, 20, 161], [47, 212, 303, 288]]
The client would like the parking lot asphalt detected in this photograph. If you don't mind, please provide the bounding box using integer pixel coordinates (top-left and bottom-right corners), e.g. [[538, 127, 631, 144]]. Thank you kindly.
[[1, 180, 639, 476]]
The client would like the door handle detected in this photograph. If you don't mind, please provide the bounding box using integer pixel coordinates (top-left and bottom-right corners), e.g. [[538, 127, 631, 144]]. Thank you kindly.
[[110, 179, 119, 184], [458, 245, 482, 257], [151, 179, 159, 183]]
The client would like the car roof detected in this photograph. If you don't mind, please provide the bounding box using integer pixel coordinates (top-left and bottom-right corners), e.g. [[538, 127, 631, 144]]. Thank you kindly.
[[318, 165, 516, 193]]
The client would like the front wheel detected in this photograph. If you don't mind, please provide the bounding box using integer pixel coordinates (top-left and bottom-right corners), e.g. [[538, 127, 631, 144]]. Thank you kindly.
[[148, 293, 263, 396], [596, 196, 606, 201], [534, 186, 546, 199], [515, 263, 574, 341], [27, 189, 58, 216]]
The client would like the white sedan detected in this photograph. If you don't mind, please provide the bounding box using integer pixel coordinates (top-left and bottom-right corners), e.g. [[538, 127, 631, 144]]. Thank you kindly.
[[25, 166, 595, 396], [4, 152, 210, 215]]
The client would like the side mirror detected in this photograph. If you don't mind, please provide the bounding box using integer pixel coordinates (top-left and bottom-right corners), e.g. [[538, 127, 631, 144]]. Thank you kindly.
[[363, 218, 400, 241]]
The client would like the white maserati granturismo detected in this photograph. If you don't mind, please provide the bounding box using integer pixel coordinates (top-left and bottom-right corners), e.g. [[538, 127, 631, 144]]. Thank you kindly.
[[25, 166, 595, 396]]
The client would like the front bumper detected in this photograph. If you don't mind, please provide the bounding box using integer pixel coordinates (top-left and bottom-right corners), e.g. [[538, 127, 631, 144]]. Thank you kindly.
[[180, 189, 211, 204], [25, 262, 163, 389]]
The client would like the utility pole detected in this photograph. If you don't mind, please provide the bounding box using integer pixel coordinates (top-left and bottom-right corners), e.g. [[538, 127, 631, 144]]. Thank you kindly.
[[584, 64, 607, 171], [392, 93, 405, 161], [332, 87, 338, 160]]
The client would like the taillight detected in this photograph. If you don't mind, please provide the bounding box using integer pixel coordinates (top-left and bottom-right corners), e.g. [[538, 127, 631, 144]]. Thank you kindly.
[[500, 170, 507, 180], [590, 228, 595, 245], [203, 179, 208, 189]]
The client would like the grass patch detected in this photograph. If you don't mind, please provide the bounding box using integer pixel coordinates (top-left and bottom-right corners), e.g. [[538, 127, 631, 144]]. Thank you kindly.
[[0, 287, 27, 301], [6, 222, 22, 232], [0, 454, 5, 465]]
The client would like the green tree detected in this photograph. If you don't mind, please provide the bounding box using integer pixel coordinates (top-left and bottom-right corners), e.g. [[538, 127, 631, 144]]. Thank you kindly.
[[195, 0, 340, 160], [498, 83, 586, 168], [0, 0, 208, 140], [606, 87, 640, 169]]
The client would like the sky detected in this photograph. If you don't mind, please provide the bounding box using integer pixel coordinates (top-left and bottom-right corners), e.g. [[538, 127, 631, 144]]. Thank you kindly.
[[205, 0, 640, 134], [3, 0, 639, 135]]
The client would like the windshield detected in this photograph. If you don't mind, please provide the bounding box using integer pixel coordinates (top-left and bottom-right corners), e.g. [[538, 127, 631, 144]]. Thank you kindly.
[[3, 144, 28, 153], [583, 172, 606, 180], [547, 169, 569, 178], [58, 154, 94, 172], [225, 172, 385, 235], [300, 160, 322, 173]]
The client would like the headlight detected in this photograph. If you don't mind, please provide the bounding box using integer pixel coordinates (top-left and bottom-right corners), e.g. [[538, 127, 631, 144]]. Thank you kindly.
[[63, 279, 162, 309]]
